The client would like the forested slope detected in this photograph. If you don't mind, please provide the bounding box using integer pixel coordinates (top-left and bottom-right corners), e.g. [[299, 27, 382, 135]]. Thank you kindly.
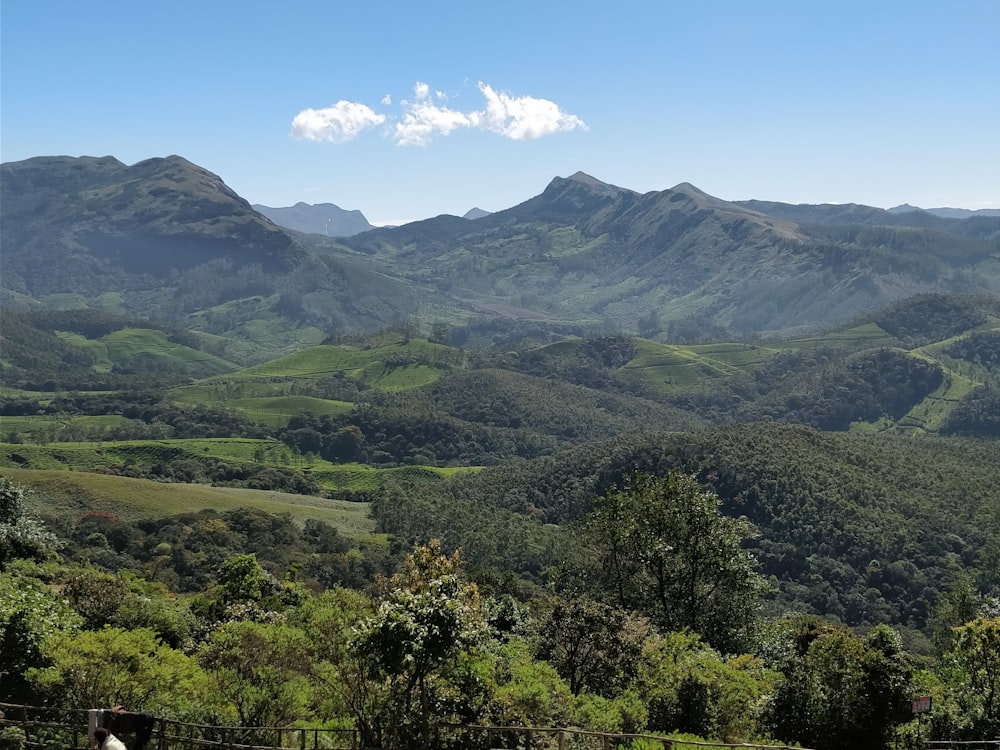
[[372, 424, 1000, 641]]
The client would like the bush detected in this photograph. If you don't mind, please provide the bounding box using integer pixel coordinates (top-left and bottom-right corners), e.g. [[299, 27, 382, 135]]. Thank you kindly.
[[0, 726, 27, 750]]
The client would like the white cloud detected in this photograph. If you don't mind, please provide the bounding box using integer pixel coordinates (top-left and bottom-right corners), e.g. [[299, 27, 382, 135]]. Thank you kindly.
[[472, 83, 587, 140], [291, 101, 386, 143], [293, 81, 585, 147], [394, 100, 474, 146]]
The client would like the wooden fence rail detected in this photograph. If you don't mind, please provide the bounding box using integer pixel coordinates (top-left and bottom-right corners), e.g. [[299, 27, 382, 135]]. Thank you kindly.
[[46, 701, 1000, 750]]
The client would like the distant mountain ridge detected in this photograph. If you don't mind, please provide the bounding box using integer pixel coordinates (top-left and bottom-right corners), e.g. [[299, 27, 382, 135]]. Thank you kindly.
[[1, 154, 299, 291], [887, 203, 1000, 219], [336, 171, 999, 335], [2, 154, 998, 354], [736, 198, 1000, 237], [253, 201, 374, 237], [0, 155, 423, 361]]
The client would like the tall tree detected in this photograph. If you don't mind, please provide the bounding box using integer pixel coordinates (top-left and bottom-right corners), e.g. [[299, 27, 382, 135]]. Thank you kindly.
[[767, 621, 913, 750], [350, 541, 491, 749], [575, 472, 767, 653], [534, 597, 647, 697], [198, 621, 315, 729], [942, 617, 1000, 739], [27, 627, 206, 718]]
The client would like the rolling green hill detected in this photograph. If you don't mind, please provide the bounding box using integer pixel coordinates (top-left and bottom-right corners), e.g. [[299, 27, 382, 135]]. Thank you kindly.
[[0, 309, 240, 389], [239, 337, 460, 386], [0, 431, 478, 504], [619, 339, 782, 395], [371, 422, 1000, 640], [4, 467, 375, 534], [1, 293, 998, 650], [165, 336, 464, 425]]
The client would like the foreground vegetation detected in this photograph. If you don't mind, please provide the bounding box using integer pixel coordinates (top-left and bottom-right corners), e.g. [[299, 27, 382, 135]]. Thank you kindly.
[[3, 475, 997, 749]]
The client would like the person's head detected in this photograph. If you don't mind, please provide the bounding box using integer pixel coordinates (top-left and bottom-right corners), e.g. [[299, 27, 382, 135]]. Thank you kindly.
[[93, 728, 110, 744]]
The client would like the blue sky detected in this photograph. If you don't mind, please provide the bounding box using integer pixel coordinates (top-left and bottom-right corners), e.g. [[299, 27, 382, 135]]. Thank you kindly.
[[3, 0, 998, 225]]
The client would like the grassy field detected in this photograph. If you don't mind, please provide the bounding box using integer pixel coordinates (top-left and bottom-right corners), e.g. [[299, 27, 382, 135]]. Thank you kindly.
[[313, 463, 477, 490], [164, 338, 460, 425], [0, 414, 138, 443], [620, 339, 780, 394], [780, 322, 897, 350], [898, 367, 980, 433], [56, 327, 239, 377], [211, 395, 353, 428], [170, 380, 301, 403], [238, 339, 457, 385], [0, 438, 478, 493], [4, 467, 377, 535], [57, 332, 114, 370], [0, 438, 300, 472]]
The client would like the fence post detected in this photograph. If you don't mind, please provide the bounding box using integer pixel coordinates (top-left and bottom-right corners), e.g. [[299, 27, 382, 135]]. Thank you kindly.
[[558, 728, 565, 750]]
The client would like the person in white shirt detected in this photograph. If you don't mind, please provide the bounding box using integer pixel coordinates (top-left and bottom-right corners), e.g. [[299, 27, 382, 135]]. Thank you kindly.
[[92, 728, 128, 750]]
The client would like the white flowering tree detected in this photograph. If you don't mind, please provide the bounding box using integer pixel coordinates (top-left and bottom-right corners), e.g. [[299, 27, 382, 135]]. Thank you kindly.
[[350, 541, 491, 749], [0, 476, 61, 566]]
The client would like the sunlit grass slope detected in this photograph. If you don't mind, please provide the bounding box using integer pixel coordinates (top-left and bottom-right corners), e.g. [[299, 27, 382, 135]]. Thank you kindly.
[[238, 339, 458, 387], [620, 339, 780, 394], [780, 322, 898, 350], [5, 467, 376, 535], [57, 327, 238, 377], [0, 439, 476, 492], [313, 463, 477, 491], [166, 337, 461, 426], [898, 367, 981, 433]]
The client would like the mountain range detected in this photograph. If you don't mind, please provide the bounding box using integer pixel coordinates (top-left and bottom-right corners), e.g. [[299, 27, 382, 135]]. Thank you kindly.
[[887, 203, 1000, 219], [250, 202, 493, 237], [252, 201, 374, 237], [2, 154, 998, 358]]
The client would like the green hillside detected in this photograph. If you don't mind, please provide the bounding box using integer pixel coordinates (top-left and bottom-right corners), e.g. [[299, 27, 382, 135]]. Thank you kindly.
[[63, 327, 237, 377], [0, 438, 471, 495], [5, 467, 376, 534], [372, 423, 1000, 637], [238, 338, 459, 383], [164, 337, 463, 426], [217, 395, 353, 427], [0, 310, 240, 388], [620, 339, 781, 394]]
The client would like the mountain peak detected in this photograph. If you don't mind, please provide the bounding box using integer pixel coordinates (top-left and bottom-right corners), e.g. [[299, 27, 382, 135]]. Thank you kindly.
[[887, 203, 923, 214], [669, 181, 711, 197], [544, 172, 627, 200], [566, 171, 623, 192], [666, 181, 753, 214]]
